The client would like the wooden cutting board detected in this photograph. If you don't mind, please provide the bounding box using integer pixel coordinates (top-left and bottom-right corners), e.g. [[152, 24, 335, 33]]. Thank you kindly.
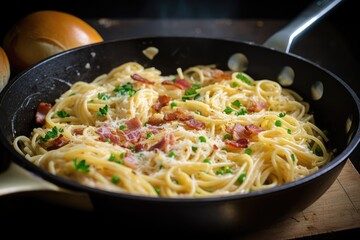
[[243, 160, 360, 239]]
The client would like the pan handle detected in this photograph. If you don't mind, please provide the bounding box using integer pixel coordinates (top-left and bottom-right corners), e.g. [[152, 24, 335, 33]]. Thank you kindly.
[[0, 160, 93, 210], [263, 0, 343, 53]]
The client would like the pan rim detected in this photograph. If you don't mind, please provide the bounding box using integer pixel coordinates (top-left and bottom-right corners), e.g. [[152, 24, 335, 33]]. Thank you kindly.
[[0, 36, 359, 203]]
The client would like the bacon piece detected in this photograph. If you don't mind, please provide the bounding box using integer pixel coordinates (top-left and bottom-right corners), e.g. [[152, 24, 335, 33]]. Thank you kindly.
[[212, 69, 232, 80], [149, 134, 174, 152], [152, 95, 171, 112], [131, 73, 155, 84], [123, 152, 139, 169], [123, 129, 141, 143], [227, 123, 263, 140], [245, 124, 263, 135], [125, 118, 142, 130], [134, 143, 146, 152], [164, 109, 193, 121], [35, 102, 52, 126], [162, 79, 191, 90], [225, 138, 249, 148], [73, 128, 84, 135], [247, 100, 269, 112], [147, 116, 166, 126], [96, 126, 121, 145], [183, 118, 206, 130], [47, 134, 70, 150]]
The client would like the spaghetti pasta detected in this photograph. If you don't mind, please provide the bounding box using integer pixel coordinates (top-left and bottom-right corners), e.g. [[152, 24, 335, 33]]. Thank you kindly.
[[13, 62, 331, 197]]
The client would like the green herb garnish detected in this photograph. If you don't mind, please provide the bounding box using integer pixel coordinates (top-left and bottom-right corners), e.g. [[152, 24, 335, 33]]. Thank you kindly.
[[114, 83, 137, 96], [291, 154, 296, 162], [287, 129, 292, 134], [224, 106, 234, 115], [223, 134, 232, 140], [315, 146, 323, 156], [56, 110, 70, 118], [245, 148, 252, 155], [97, 105, 109, 116], [232, 81, 239, 87], [170, 102, 177, 108], [168, 151, 176, 158], [146, 132, 153, 139], [109, 154, 116, 161], [192, 146, 198, 152], [199, 136, 207, 143], [231, 100, 242, 108], [235, 109, 248, 116], [203, 158, 211, 163], [39, 126, 61, 143], [236, 73, 252, 85], [278, 112, 286, 118], [119, 125, 126, 130], [98, 92, 111, 100], [73, 158, 90, 173], [154, 187, 161, 195]]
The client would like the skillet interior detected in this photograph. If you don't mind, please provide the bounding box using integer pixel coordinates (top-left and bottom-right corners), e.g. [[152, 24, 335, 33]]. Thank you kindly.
[[0, 37, 359, 232]]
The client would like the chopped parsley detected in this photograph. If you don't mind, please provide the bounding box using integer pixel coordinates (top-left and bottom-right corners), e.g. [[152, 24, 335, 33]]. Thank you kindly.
[[194, 110, 201, 115], [69, 92, 76, 96], [236, 172, 247, 185], [168, 151, 176, 158], [105, 138, 111, 143], [236, 73, 252, 85], [192, 83, 202, 89], [119, 125, 126, 130], [111, 176, 120, 184], [154, 187, 161, 195], [232, 81, 239, 87], [56, 110, 70, 118], [39, 126, 62, 143], [223, 134, 232, 140], [278, 112, 287, 118], [98, 92, 111, 100], [275, 120, 282, 127], [315, 146, 323, 156], [291, 154, 296, 162], [129, 146, 136, 152], [73, 158, 90, 173], [182, 87, 200, 101], [109, 154, 116, 161], [170, 102, 177, 108], [203, 158, 211, 163], [287, 129, 292, 134], [231, 100, 242, 108], [199, 136, 207, 143], [146, 132, 153, 139], [224, 106, 234, 115], [235, 109, 248, 116], [192, 146, 198, 152], [114, 83, 137, 96], [97, 105, 109, 116], [120, 152, 125, 158]]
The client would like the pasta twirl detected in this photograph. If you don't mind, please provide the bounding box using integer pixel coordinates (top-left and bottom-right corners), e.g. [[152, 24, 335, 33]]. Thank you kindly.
[[13, 62, 331, 197]]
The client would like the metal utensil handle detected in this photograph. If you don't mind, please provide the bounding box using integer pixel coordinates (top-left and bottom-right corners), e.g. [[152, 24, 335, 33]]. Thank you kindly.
[[263, 0, 343, 53]]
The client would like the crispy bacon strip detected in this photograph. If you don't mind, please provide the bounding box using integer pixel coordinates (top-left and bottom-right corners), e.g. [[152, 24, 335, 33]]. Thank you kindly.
[[247, 100, 269, 112], [164, 109, 193, 121], [227, 123, 263, 140], [47, 134, 70, 150], [73, 128, 84, 136], [162, 79, 191, 90], [212, 69, 232, 80], [147, 116, 166, 126], [152, 95, 171, 112], [183, 118, 205, 130], [149, 134, 174, 152], [131, 73, 155, 84], [125, 118, 142, 130], [96, 126, 121, 145], [35, 102, 52, 125], [225, 138, 249, 148]]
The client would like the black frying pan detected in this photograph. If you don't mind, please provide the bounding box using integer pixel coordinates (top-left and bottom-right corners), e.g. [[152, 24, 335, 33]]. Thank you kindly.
[[0, 0, 359, 233]]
